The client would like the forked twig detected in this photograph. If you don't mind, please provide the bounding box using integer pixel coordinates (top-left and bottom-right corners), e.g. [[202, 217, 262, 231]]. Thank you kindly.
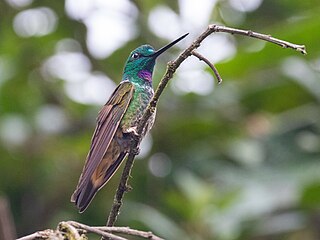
[[68, 221, 164, 240], [191, 50, 223, 84]]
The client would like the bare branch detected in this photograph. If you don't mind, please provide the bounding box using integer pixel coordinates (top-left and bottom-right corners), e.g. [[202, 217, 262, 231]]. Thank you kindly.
[[191, 50, 222, 84], [68, 223, 126, 240], [17, 221, 163, 240], [106, 150, 136, 228], [68, 221, 164, 240], [209, 25, 307, 54]]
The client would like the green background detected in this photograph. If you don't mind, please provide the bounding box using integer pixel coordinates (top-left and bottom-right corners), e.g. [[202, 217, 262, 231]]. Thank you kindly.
[[1, 0, 320, 239]]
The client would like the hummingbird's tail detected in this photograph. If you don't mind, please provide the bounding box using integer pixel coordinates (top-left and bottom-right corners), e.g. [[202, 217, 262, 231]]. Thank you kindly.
[[71, 151, 127, 213], [71, 180, 97, 213]]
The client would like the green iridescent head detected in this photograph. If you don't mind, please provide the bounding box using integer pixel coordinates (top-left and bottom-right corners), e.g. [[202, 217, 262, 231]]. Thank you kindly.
[[123, 45, 156, 78], [122, 33, 189, 83]]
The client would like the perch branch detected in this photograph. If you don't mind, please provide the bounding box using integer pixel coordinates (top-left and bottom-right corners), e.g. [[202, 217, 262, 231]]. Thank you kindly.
[[17, 221, 163, 240], [105, 24, 307, 229], [68, 221, 164, 240], [191, 50, 223, 84]]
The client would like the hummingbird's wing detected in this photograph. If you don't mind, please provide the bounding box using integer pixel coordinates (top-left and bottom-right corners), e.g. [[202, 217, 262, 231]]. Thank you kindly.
[[71, 81, 134, 211]]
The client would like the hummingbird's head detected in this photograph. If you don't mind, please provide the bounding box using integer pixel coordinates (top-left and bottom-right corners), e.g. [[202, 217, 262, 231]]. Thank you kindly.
[[122, 33, 189, 84], [123, 45, 157, 79]]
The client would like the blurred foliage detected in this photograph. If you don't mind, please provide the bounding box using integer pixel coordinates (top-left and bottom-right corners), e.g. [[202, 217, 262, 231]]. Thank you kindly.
[[1, 0, 320, 239]]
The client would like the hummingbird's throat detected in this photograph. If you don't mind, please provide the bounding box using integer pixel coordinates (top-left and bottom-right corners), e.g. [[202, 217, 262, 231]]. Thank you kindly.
[[138, 70, 152, 82]]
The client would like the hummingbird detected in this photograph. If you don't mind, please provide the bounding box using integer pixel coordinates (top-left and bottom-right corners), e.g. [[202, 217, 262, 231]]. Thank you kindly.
[[71, 33, 188, 213]]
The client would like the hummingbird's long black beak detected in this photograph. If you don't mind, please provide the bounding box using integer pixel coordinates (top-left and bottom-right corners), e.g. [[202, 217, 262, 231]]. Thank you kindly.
[[151, 33, 189, 58]]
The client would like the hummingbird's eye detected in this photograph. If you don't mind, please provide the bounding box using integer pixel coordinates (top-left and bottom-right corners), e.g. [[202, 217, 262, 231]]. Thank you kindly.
[[131, 52, 140, 59]]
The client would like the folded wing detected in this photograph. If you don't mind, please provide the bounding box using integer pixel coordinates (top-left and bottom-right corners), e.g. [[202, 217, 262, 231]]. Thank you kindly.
[[71, 81, 134, 212]]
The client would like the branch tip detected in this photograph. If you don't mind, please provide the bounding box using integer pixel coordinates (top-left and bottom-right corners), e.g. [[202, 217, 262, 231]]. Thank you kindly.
[[191, 50, 223, 84], [299, 45, 307, 55]]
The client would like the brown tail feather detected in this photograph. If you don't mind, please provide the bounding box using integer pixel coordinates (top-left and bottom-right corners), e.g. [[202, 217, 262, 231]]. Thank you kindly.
[[75, 180, 98, 213], [72, 151, 127, 213]]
